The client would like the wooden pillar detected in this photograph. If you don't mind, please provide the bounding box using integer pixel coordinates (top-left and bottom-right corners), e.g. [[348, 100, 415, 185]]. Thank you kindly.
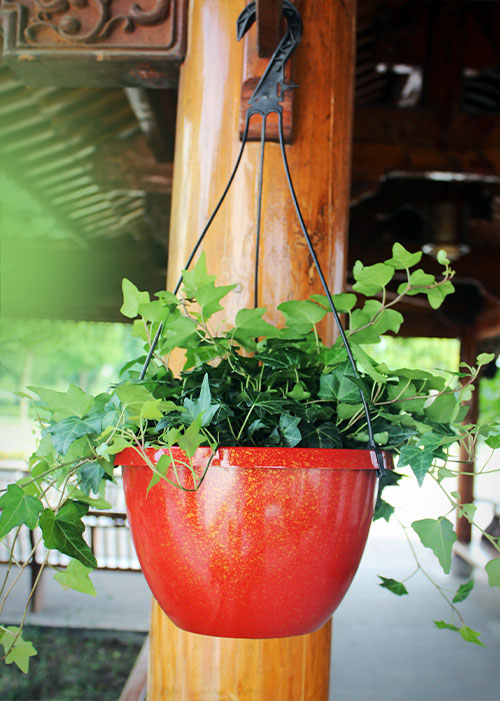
[[456, 329, 479, 544], [149, 0, 357, 697]]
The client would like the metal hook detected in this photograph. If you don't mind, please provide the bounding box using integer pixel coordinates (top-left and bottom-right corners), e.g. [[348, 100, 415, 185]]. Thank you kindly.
[[237, 0, 303, 118]]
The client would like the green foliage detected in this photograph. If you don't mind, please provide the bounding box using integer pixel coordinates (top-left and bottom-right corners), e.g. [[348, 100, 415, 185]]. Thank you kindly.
[[0, 242, 498, 669], [377, 576, 409, 596], [452, 580, 474, 603], [39, 501, 97, 569], [485, 559, 500, 590], [0, 485, 43, 539], [54, 559, 97, 596], [411, 517, 457, 574], [0, 627, 37, 673]]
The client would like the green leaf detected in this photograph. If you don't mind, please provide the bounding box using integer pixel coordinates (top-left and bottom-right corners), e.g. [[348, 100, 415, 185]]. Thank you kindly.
[[54, 558, 96, 596], [279, 415, 302, 448], [120, 278, 150, 318], [234, 308, 281, 338], [411, 517, 457, 574], [373, 498, 395, 522], [278, 300, 326, 329], [0, 627, 37, 673], [0, 485, 43, 539], [425, 392, 459, 423], [319, 362, 362, 404], [311, 293, 357, 313], [426, 280, 455, 309], [301, 422, 342, 449], [377, 576, 408, 596], [29, 384, 94, 421], [437, 249, 450, 265], [39, 501, 97, 569], [45, 415, 102, 456], [352, 345, 387, 382], [197, 282, 237, 320], [398, 445, 433, 486], [182, 252, 216, 298], [476, 352, 495, 367], [183, 374, 220, 427], [69, 493, 112, 510], [115, 383, 163, 421], [385, 242, 422, 269], [486, 434, 500, 450], [453, 579, 474, 603], [434, 620, 460, 632], [287, 383, 311, 401], [147, 453, 172, 493], [160, 316, 198, 352], [177, 420, 204, 457], [137, 300, 167, 323], [352, 261, 394, 295], [78, 463, 105, 495], [460, 626, 485, 647], [485, 558, 500, 590]]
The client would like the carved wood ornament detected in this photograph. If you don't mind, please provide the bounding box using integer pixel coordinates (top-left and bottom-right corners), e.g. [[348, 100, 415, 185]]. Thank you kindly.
[[0, 0, 188, 86]]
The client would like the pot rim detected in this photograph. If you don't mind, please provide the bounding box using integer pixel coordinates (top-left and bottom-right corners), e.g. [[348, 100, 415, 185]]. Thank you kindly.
[[116, 445, 392, 470]]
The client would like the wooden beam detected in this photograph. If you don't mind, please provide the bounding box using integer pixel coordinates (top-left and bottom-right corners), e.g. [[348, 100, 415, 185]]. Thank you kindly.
[[0, 0, 188, 87], [92, 135, 173, 194], [118, 636, 149, 701], [256, 0, 282, 58], [457, 328, 479, 544], [372, 1, 500, 73], [352, 109, 500, 199]]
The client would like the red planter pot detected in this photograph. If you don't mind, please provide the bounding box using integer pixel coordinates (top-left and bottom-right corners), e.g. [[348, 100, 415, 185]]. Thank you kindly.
[[117, 446, 384, 639]]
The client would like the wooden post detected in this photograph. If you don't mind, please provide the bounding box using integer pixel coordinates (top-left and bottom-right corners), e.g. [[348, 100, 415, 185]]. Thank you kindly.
[[457, 329, 479, 544], [149, 0, 357, 697]]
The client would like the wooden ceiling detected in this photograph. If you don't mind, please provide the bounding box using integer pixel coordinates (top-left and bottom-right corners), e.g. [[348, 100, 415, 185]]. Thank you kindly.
[[1, 0, 500, 341]]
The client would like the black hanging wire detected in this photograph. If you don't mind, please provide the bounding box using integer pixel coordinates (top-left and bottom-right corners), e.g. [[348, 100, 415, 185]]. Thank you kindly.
[[139, 0, 385, 477]]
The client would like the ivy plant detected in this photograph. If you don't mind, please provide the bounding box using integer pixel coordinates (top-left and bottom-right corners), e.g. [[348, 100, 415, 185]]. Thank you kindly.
[[1, 243, 499, 671]]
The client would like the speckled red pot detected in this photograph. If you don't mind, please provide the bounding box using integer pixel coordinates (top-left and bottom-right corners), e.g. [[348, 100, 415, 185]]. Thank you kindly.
[[117, 446, 382, 639]]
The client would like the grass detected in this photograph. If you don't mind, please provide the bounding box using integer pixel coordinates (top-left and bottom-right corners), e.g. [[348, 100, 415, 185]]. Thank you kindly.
[[0, 626, 146, 700]]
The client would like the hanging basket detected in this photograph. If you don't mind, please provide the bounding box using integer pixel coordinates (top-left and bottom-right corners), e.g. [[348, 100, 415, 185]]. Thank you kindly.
[[117, 446, 390, 639]]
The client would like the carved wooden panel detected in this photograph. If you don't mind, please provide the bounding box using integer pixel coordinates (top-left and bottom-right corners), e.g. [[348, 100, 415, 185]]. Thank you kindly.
[[0, 0, 188, 87]]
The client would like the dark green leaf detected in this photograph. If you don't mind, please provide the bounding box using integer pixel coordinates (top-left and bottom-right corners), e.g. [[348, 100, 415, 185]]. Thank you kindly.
[[377, 576, 408, 596], [45, 415, 102, 456], [301, 422, 342, 449], [373, 498, 395, 522], [453, 579, 474, 603], [319, 362, 362, 404], [279, 415, 302, 447], [39, 501, 96, 569], [78, 463, 105, 496]]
